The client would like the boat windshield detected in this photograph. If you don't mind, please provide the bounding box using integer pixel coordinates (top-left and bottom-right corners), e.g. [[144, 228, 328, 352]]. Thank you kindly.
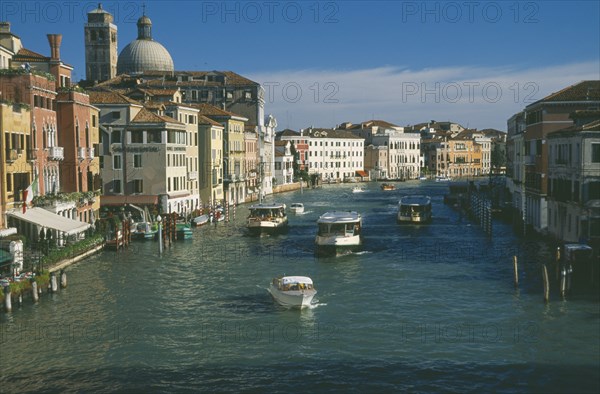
[[278, 281, 313, 291], [318, 222, 359, 236]]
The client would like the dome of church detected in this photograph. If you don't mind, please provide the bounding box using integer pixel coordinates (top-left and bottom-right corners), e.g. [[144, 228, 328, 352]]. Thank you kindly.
[[117, 14, 174, 75]]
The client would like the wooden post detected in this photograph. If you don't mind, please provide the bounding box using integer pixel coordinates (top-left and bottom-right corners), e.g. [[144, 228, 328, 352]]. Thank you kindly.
[[513, 255, 519, 287], [542, 264, 550, 303], [50, 272, 58, 293], [3, 285, 12, 312], [31, 280, 39, 303], [60, 270, 67, 289], [560, 264, 566, 298]]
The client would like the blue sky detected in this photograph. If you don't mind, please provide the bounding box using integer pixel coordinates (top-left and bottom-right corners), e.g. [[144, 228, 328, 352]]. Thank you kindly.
[[3, 1, 599, 130]]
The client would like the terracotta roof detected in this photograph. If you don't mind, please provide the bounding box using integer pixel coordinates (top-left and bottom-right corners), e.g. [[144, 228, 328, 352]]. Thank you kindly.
[[548, 119, 600, 137], [187, 103, 245, 118], [276, 129, 300, 138], [89, 90, 141, 105], [138, 88, 179, 96], [197, 115, 224, 127], [175, 71, 258, 86], [14, 47, 48, 61], [534, 80, 600, 104], [131, 108, 182, 124], [305, 128, 364, 139], [358, 119, 399, 129], [143, 101, 166, 110]]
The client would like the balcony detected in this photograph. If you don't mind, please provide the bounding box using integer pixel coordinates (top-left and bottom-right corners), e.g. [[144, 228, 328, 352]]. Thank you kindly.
[[47, 146, 64, 161], [187, 171, 198, 180], [27, 148, 38, 162], [77, 147, 86, 161], [5, 149, 18, 162], [87, 147, 95, 160]]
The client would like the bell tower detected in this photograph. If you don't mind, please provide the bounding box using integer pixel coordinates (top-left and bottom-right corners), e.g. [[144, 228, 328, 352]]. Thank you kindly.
[[84, 3, 117, 83]]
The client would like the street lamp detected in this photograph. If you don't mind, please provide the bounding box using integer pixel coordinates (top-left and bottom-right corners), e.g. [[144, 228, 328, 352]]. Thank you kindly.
[[157, 214, 163, 255]]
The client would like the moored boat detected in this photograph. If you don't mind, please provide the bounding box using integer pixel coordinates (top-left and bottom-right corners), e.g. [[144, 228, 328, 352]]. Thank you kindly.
[[191, 214, 210, 227], [315, 211, 362, 256], [381, 183, 395, 190], [268, 276, 317, 308], [176, 222, 193, 240], [247, 203, 288, 235], [133, 222, 158, 240], [397, 195, 432, 223]]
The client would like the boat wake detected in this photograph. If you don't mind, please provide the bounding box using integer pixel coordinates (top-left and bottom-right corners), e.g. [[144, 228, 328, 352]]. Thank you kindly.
[[307, 301, 326, 309], [352, 251, 372, 255]]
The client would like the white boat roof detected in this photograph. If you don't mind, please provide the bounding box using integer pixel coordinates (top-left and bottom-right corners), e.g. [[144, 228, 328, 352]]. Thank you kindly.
[[564, 244, 593, 252], [399, 195, 431, 206], [249, 203, 286, 209], [280, 276, 313, 285], [317, 211, 361, 224], [290, 203, 304, 207]]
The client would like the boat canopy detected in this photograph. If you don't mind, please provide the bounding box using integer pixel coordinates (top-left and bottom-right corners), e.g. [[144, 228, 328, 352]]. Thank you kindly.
[[290, 203, 303, 208], [249, 203, 286, 210], [281, 276, 313, 285], [399, 195, 431, 206], [317, 211, 361, 224]]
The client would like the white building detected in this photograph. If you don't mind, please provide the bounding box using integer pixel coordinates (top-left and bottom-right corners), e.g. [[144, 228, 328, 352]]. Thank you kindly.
[[339, 120, 420, 179], [274, 141, 293, 185], [303, 128, 365, 182]]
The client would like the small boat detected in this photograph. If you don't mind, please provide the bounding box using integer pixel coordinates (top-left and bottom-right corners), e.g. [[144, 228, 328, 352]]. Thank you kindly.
[[352, 186, 365, 193], [381, 183, 395, 191], [247, 203, 288, 235], [191, 214, 210, 227], [268, 276, 317, 309], [133, 222, 157, 240], [435, 176, 451, 182], [418, 176, 427, 181], [397, 195, 432, 223], [315, 211, 362, 256], [176, 222, 193, 240], [290, 203, 304, 214]]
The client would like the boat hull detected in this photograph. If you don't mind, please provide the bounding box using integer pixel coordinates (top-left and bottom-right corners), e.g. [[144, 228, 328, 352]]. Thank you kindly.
[[268, 285, 316, 308], [315, 235, 362, 256]]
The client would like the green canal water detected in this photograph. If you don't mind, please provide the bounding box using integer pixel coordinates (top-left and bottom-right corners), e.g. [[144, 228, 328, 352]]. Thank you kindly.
[[1, 181, 599, 393]]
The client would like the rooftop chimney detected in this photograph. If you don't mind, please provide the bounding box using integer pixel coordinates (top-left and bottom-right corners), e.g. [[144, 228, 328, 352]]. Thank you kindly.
[[47, 34, 62, 61], [0, 22, 10, 33]]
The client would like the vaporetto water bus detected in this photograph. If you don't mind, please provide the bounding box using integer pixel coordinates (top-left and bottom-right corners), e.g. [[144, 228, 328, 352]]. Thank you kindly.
[[315, 211, 362, 256], [397, 195, 432, 223], [247, 203, 288, 235]]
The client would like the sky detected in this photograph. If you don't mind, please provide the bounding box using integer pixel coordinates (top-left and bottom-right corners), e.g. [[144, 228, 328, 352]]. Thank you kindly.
[[2, 0, 599, 131]]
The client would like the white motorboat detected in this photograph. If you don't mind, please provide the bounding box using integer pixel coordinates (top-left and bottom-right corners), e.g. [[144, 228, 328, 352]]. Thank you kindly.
[[268, 276, 317, 308], [352, 186, 366, 193], [247, 203, 288, 235], [290, 203, 304, 214], [435, 176, 451, 182], [315, 211, 362, 256], [191, 214, 210, 227], [397, 195, 432, 223]]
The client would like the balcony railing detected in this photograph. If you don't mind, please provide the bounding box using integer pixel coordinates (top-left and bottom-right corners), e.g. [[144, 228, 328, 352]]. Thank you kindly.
[[47, 146, 64, 161], [187, 171, 198, 180], [5, 149, 18, 162], [87, 147, 95, 160], [77, 147, 86, 161], [27, 148, 38, 161]]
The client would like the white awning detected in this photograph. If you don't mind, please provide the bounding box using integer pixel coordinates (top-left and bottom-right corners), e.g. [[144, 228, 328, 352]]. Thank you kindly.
[[8, 208, 91, 236], [0, 228, 18, 237]]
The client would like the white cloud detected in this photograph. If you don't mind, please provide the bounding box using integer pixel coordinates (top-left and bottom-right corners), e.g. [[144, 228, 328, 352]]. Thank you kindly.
[[248, 61, 600, 131]]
